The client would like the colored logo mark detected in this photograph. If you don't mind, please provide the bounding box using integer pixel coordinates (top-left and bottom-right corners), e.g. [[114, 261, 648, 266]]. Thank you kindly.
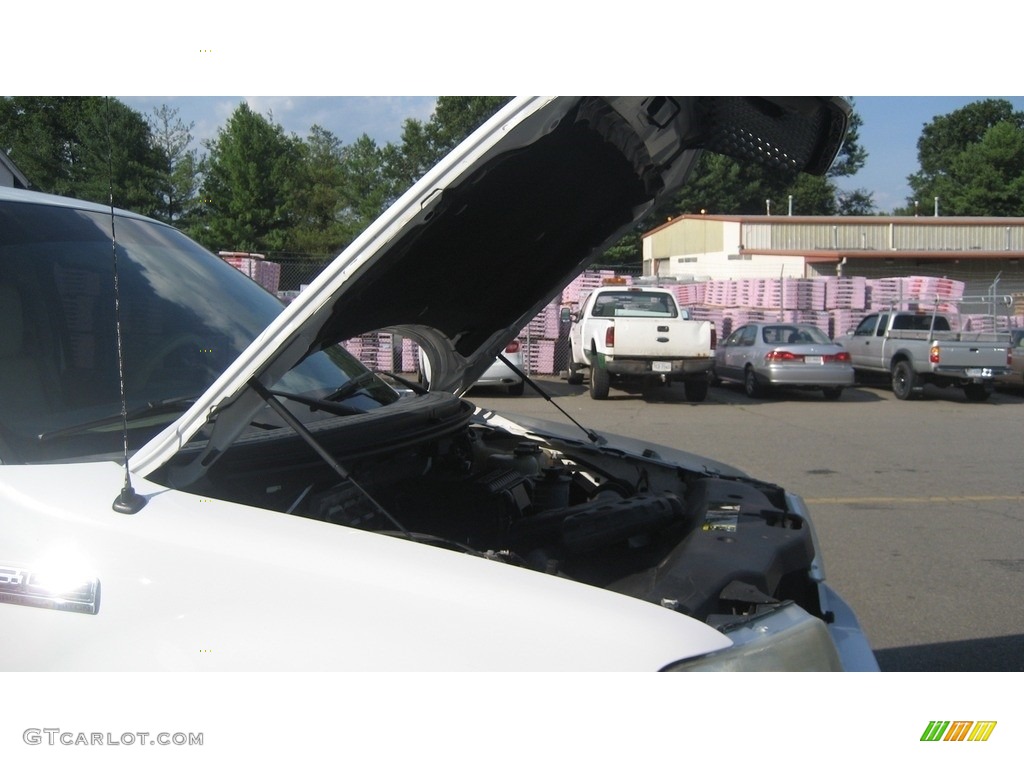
[[921, 721, 997, 742]]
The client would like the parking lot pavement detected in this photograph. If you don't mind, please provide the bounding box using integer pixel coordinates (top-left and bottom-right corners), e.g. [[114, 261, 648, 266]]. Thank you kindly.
[[466, 377, 1024, 671]]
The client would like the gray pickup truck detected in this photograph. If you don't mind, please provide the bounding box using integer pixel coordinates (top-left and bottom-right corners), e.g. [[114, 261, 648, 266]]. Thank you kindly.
[[839, 309, 1013, 401]]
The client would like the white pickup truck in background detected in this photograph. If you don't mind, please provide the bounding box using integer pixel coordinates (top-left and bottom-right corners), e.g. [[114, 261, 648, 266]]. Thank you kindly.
[[567, 282, 716, 401], [838, 303, 1014, 401]]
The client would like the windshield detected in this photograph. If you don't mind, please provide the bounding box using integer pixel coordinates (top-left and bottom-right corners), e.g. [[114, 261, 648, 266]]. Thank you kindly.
[[0, 199, 396, 463]]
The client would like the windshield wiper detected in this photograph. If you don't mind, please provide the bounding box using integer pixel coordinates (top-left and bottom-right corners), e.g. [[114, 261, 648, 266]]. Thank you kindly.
[[265, 369, 415, 418], [371, 370, 428, 395], [322, 371, 377, 403], [37, 396, 198, 442]]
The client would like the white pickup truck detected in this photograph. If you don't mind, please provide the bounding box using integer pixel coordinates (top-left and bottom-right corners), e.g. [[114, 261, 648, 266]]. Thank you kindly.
[[567, 283, 716, 401], [839, 307, 1013, 401]]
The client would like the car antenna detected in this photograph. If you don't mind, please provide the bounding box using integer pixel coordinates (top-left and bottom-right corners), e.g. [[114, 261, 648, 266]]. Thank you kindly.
[[105, 97, 147, 514], [496, 353, 604, 444]]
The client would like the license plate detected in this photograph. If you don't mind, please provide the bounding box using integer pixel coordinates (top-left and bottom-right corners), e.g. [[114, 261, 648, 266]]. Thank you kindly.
[[804, 356, 823, 365], [652, 361, 672, 372], [966, 368, 993, 377]]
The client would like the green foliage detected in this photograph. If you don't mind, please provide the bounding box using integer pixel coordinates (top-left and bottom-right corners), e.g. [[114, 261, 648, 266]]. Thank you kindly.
[[600, 230, 643, 266], [906, 99, 1024, 216], [0, 96, 163, 216], [147, 104, 202, 226], [392, 96, 510, 188], [339, 135, 401, 229], [196, 103, 303, 253], [287, 124, 352, 256], [836, 188, 876, 215]]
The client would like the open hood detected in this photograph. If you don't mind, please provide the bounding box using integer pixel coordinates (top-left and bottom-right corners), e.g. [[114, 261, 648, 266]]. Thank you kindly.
[[132, 96, 850, 478]]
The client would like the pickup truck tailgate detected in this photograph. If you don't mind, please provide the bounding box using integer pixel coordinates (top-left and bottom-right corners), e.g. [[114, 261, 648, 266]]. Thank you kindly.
[[612, 318, 713, 358], [933, 339, 1009, 370]]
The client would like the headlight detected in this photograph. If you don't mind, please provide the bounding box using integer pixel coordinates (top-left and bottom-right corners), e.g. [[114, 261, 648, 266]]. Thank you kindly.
[[663, 602, 842, 671]]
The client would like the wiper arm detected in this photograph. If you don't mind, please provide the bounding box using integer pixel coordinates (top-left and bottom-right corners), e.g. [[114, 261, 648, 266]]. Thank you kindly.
[[266, 371, 419, 418], [371, 370, 428, 395], [37, 396, 197, 442], [323, 371, 376, 403]]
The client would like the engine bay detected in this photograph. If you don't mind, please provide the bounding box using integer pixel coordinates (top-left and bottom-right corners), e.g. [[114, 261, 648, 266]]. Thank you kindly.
[[180, 408, 824, 627]]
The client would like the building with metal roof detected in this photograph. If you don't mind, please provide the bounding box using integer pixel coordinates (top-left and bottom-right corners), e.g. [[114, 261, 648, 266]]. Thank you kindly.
[[642, 214, 1024, 297]]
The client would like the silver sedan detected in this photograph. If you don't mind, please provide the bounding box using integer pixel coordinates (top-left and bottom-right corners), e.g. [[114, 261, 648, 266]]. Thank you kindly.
[[714, 323, 854, 400]]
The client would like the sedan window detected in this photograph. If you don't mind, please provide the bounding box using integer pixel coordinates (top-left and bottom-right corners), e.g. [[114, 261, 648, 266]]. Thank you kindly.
[[738, 326, 757, 346]]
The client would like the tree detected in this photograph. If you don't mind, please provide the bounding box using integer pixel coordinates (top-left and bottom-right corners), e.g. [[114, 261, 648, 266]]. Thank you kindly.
[[836, 189, 876, 215], [392, 96, 510, 189], [0, 96, 163, 215], [147, 104, 202, 226], [196, 103, 303, 252], [942, 121, 1024, 215], [905, 99, 1024, 216], [338, 135, 402, 231], [287, 124, 352, 256]]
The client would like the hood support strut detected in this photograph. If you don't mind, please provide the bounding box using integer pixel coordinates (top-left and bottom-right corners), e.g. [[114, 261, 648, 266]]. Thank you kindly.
[[496, 353, 604, 445], [249, 378, 409, 535]]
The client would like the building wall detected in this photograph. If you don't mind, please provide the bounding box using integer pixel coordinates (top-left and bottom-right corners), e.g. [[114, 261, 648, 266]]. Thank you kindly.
[[647, 219, 807, 279], [644, 216, 1024, 287], [890, 223, 1024, 251], [646, 217, 726, 258], [739, 219, 1024, 252], [742, 221, 892, 251]]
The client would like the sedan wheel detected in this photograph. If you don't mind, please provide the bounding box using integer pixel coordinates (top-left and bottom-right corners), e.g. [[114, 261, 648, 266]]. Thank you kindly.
[[744, 367, 763, 398], [822, 387, 843, 401]]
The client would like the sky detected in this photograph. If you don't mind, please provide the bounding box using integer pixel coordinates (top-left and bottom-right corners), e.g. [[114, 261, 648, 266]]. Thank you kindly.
[[119, 95, 1024, 214]]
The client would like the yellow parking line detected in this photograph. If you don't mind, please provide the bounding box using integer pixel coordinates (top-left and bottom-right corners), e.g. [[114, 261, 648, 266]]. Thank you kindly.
[[805, 495, 1023, 505]]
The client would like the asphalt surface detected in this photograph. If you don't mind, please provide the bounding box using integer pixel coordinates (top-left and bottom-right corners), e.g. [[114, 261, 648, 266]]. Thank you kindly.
[[466, 374, 1024, 672]]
